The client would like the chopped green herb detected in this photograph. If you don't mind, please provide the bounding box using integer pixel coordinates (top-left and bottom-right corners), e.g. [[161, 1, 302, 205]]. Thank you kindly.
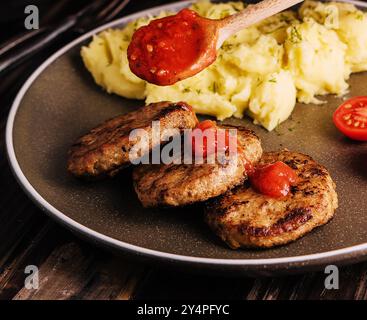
[[274, 120, 283, 136], [265, 26, 284, 35], [132, 21, 139, 31], [220, 9, 231, 19], [209, 82, 219, 93], [280, 13, 292, 23], [192, 3, 200, 11], [355, 12, 364, 20], [289, 26, 302, 44], [222, 43, 234, 51], [274, 128, 283, 136]]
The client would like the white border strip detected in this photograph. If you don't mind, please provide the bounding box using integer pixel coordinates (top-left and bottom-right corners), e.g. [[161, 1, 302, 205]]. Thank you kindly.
[[5, 0, 367, 268]]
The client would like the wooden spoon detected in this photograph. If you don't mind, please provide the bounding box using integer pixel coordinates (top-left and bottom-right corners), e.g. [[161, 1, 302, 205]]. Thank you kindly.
[[128, 0, 304, 86], [216, 0, 304, 49]]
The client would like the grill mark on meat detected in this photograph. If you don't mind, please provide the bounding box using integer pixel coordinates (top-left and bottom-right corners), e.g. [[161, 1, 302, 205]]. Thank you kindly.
[[133, 127, 262, 207], [67, 102, 198, 178], [238, 208, 313, 237], [309, 167, 327, 177], [284, 159, 302, 170], [69, 119, 131, 157], [209, 196, 251, 217], [152, 102, 192, 121], [205, 150, 338, 248]]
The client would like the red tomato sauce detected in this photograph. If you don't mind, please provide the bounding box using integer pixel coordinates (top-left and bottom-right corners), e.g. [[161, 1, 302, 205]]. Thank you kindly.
[[127, 9, 208, 86], [249, 161, 298, 198], [189, 120, 238, 158]]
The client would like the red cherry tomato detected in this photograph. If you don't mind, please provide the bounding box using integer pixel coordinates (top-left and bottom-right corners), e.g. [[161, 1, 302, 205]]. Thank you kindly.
[[190, 120, 237, 158], [333, 96, 367, 141], [250, 161, 298, 198]]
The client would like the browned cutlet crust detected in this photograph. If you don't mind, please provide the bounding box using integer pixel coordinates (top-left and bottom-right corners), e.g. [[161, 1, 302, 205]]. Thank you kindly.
[[205, 151, 338, 249], [133, 126, 262, 207], [67, 102, 198, 179]]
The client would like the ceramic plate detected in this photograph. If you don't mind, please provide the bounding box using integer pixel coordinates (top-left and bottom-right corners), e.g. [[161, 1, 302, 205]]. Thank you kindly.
[[6, 0, 367, 275]]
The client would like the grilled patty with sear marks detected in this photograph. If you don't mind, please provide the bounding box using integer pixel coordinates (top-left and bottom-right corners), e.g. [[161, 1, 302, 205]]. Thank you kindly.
[[205, 151, 338, 249], [133, 126, 262, 207], [67, 101, 198, 179]]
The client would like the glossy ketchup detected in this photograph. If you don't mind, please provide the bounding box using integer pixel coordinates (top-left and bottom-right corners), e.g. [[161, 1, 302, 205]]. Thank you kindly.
[[189, 120, 238, 158], [127, 9, 212, 86], [250, 161, 298, 198]]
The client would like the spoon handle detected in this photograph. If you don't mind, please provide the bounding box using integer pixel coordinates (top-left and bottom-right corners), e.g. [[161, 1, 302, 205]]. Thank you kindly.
[[217, 0, 304, 48]]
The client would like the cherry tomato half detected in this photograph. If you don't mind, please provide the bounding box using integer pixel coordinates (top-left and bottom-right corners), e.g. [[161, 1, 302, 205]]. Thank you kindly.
[[333, 96, 367, 141]]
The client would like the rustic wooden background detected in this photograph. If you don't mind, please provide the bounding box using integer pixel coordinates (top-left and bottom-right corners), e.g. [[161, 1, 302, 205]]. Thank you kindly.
[[1, 0, 367, 300]]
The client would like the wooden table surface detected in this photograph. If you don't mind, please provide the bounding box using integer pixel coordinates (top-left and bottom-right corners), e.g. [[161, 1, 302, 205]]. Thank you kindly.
[[1, 0, 367, 300]]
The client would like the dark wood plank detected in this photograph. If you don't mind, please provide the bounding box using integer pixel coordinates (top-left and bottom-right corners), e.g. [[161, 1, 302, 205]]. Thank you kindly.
[[11, 242, 149, 300], [72, 256, 150, 300], [13, 242, 96, 300], [0, 220, 73, 300], [135, 262, 367, 300]]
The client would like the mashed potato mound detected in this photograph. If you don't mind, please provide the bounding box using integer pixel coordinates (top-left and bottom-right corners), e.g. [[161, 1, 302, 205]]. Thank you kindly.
[[249, 71, 296, 131], [81, 0, 367, 131], [300, 1, 367, 72], [285, 19, 349, 104]]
